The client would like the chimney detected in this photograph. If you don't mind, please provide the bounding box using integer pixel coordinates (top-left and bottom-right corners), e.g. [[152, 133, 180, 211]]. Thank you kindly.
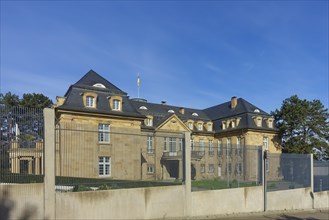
[[231, 96, 237, 109], [179, 108, 185, 115], [161, 101, 167, 105]]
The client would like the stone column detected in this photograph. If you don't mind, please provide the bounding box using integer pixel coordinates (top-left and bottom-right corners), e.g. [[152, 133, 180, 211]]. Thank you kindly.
[[184, 132, 191, 217], [44, 108, 56, 219]]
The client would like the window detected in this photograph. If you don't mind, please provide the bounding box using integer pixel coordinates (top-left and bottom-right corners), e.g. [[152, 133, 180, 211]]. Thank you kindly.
[[207, 124, 212, 131], [227, 163, 232, 174], [179, 138, 183, 151], [113, 99, 121, 111], [237, 137, 241, 156], [199, 139, 205, 155], [169, 137, 176, 152], [236, 162, 242, 175], [146, 118, 153, 126], [200, 164, 205, 173], [227, 138, 232, 156], [217, 140, 222, 156], [147, 164, 155, 174], [164, 137, 168, 152], [197, 123, 203, 131], [188, 122, 193, 130], [147, 136, 153, 153], [139, 106, 148, 110], [208, 140, 214, 156], [99, 157, 111, 177], [208, 164, 214, 173], [222, 121, 226, 130], [98, 124, 110, 143], [263, 137, 268, 150], [192, 112, 198, 117], [231, 121, 235, 128], [86, 96, 95, 107], [168, 109, 175, 113]]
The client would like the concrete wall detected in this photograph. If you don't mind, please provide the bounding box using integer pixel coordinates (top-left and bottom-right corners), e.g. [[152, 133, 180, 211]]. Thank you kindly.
[[267, 187, 313, 211], [55, 185, 185, 220], [191, 186, 264, 216], [313, 191, 329, 209], [0, 183, 44, 220]]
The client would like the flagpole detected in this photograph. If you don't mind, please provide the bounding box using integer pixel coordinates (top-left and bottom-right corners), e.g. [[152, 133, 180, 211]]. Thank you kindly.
[[137, 73, 140, 98]]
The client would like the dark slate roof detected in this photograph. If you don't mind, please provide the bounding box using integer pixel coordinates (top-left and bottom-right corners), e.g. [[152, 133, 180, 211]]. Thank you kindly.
[[203, 98, 269, 120], [69, 69, 127, 96], [130, 100, 212, 129], [57, 70, 143, 118], [204, 98, 277, 133]]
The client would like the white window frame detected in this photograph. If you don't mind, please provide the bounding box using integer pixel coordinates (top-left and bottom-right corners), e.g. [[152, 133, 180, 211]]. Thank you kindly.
[[218, 140, 222, 156], [86, 96, 95, 107], [263, 137, 268, 150], [113, 99, 121, 111], [98, 124, 110, 143], [237, 137, 241, 156], [199, 139, 205, 155], [208, 140, 214, 156], [99, 156, 111, 177], [147, 164, 155, 174], [164, 137, 168, 152], [146, 118, 153, 126], [188, 122, 193, 130], [227, 138, 232, 156], [147, 136, 153, 154]]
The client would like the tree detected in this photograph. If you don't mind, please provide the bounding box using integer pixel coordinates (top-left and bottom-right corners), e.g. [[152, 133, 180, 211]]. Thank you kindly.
[[0, 92, 20, 106], [20, 93, 53, 108], [272, 95, 329, 159]]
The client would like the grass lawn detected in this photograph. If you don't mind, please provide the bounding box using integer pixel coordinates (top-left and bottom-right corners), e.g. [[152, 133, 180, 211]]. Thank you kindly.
[[192, 179, 257, 190]]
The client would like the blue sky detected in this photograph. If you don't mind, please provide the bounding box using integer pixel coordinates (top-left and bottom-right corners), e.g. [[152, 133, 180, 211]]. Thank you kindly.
[[1, 1, 328, 113]]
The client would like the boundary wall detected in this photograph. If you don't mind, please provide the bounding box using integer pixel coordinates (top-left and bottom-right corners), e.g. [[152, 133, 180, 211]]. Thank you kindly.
[[1, 108, 328, 219]]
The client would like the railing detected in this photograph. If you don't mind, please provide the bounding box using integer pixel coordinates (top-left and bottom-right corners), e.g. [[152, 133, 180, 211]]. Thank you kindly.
[[162, 151, 182, 159]]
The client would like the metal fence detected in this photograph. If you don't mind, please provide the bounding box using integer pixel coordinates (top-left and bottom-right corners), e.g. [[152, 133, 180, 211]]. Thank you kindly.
[[314, 160, 329, 192], [55, 121, 184, 192], [0, 105, 44, 183], [267, 153, 312, 191], [191, 144, 262, 191]]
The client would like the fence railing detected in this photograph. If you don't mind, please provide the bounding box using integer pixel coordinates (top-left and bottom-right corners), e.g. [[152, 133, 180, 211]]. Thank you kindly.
[[266, 153, 312, 192], [0, 105, 44, 184], [314, 160, 329, 192]]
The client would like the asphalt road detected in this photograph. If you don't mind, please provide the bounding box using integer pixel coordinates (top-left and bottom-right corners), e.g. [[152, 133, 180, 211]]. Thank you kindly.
[[197, 209, 329, 220]]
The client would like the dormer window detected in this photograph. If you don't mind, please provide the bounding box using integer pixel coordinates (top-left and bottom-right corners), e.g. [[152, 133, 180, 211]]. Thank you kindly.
[[253, 116, 263, 127], [188, 122, 193, 129], [93, 83, 106, 88], [109, 96, 122, 111], [113, 99, 121, 111], [145, 115, 153, 126], [266, 118, 274, 128], [168, 109, 175, 113], [231, 121, 235, 128], [83, 92, 97, 108], [222, 121, 226, 130], [207, 123, 212, 131], [197, 122, 203, 131], [139, 106, 148, 110], [192, 113, 198, 117]]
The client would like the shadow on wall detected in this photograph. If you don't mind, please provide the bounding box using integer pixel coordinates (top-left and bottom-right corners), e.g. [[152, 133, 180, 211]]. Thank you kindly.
[[0, 189, 39, 220]]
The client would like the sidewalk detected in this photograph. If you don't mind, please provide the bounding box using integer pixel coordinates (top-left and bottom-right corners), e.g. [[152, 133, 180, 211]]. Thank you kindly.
[[197, 209, 329, 220]]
